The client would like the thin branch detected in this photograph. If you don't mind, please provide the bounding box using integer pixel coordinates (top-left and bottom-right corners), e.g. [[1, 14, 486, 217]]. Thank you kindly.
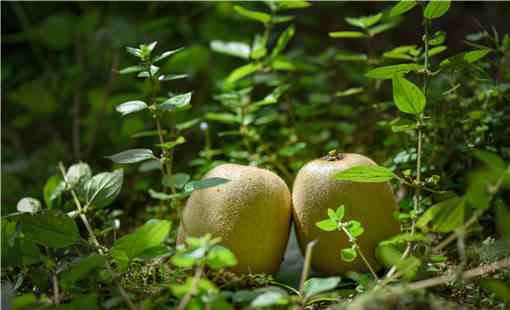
[[341, 226, 379, 280], [299, 240, 317, 296], [409, 258, 510, 290], [177, 265, 204, 310]]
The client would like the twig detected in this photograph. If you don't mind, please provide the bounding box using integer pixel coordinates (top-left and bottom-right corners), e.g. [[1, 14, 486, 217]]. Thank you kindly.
[[177, 265, 204, 310], [44, 247, 60, 304], [341, 226, 379, 280], [409, 258, 510, 290], [299, 240, 317, 296]]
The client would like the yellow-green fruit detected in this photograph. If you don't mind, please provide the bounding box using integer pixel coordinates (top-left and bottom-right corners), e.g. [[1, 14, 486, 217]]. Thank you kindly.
[[292, 153, 400, 275], [178, 164, 292, 274]]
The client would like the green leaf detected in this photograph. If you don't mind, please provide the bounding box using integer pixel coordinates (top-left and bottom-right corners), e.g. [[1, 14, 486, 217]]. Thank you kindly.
[[397, 256, 421, 280], [345, 13, 382, 29], [424, 0, 451, 19], [176, 118, 201, 131], [368, 21, 399, 37], [162, 173, 190, 189], [275, 1, 311, 11], [416, 196, 465, 232], [118, 65, 144, 75], [111, 219, 171, 269], [480, 279, 510, 302], [106, 149, 156, 164], [148, 189, 176, 201], [234, 5, 271, 24], [171, 277, 218, 299], [156, 136, 186, 150], [20, 211, 80, 248], [66, 162, 92, 188], [153, 47, 184, 63], [302, 277, 341, 299], [390, 0, 417, 17], [380, 233, 431, 246], [115, 100, 148, 116], [335, 51, 368, 62], [335, 206, 346, 221], [206, 112, 241, 124], [17, 197, 41, 214], [327, 208, 337, 220], [473, 149, 506, 172], [392, 75, 426, 115], [82, 169, 123, 208], [341, 247, 357, 262], [44, 174, 63, 208], [225, 63, 262, 86], [271, 15, 294, 24], [346, 220, 364, 237], [207, 245, 238, 270], [159, 92, 193, 111], [159, 74, 188, 81], [366, 63, 423, 79], [184, 177, 230, 192], [210, 40, 251, 59], [439, 49, 490, 70], [316, 219, 338, 232], [383, 45, 418, 61], [426, 45, 447, 57], [329, 31, 367, 39], [251, 34, 268, 59], [336, 87, 364, 97], [334, 165, 395, 183], [428, 31, 446, 45], [251, 290, 289, 307], [60, 254, 106, 288], [272, 25, 295, 57]]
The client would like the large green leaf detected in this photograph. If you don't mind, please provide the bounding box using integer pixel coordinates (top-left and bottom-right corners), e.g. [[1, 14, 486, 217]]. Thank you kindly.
[[20, 211, 80, 248], [225, 63, 262, 86], [392, 75, 426, 115], [210, 41, 251, 59], [111, 219, 172, 269], [416, 196, 465, 233], [115, 100, 148, 116], [60, 254, 107, 288], [303, 277, 341, 299], [234, 6, 271, 24], [390, 0, 417, 17], [334, 165, 395, 183], [106, 149, 156, 164]]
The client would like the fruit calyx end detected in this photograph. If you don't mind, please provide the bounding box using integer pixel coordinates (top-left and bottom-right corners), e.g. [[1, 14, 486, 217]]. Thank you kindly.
[[324, 149, 344, 161]]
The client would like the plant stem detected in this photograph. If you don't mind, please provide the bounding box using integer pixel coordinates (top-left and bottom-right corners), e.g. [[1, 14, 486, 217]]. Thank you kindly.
[[340, 226, 378, 280], [408, 258, 510, 290], [177, 264, 204, 310], [299, 240, 317, 296]]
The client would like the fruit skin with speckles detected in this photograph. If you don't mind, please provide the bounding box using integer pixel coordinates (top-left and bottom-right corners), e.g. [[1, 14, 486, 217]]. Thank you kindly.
[[177, 163, 292, 274], [292, 152, 400, 275]]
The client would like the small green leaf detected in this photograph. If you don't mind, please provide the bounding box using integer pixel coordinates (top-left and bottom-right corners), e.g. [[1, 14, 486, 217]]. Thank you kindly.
[[345, 13, 382, 29], [251, 34, 268, 59], [275, 1, 311, 11], [210, 41, 251, 59], [366, 63, 423, 79], [316, 219, 338, 232], [439, 49, 490, 70], [118, 65, 144, 74], [225, 63, 262, 86], [159, 92, 193, 111], [106, 149, 156, 164], [336, 87, 364, 97], [207, 245, 238, 270], [153, 47, 184, 63], [206, 112, 241, 124], [111, 219, 171, 269], [20, 211, 80, 248], [341, 247, 357, 262], [44, 174, 63, 208], [82, 169, 123, 208], [426, 45, 447, 57], [346, 220, 364, 237], [115, 100, 148, 116], [234, 5, 271, 24], [428, 31, 446, 45], [156, 136, 186, 150], [390, 0, 417, 17], [184, 177, 230, 192], [329, 31, 367, 39], [424, 0, 451, 20], [251, 290, 289, 307], [392, 75, 426, 115], [272, 25, 295, 57], [335, 51, 368, 62], [380, 233, 431, 246], [327, 208, 337, 220], [334, 165, 395, 183], [335, 206, 346, 221], [162, 173, 190, 189], [302, 277, 341, 299]]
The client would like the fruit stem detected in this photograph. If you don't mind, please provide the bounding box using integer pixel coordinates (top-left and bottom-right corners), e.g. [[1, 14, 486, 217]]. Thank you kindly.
[[324, 149, 344, 161]]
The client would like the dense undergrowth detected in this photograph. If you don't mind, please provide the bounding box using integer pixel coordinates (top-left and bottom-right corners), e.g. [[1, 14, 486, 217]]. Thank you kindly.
[[2, 1, 510, 309]]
